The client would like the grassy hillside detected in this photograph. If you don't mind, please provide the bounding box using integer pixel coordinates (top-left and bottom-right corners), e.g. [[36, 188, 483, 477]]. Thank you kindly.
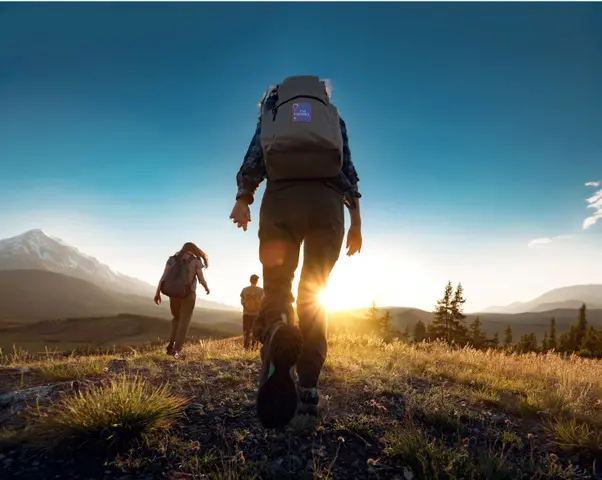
[[0, 314, 238, 353], [1, 335, 600, 479]]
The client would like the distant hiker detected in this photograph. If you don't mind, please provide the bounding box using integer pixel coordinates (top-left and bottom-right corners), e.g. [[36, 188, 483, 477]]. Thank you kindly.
[[154, 242, 210, 358], [229, 76, 363, 428], [240, 274, 264, 350]]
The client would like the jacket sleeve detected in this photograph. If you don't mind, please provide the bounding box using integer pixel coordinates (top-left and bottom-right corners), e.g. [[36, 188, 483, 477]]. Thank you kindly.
[[339, 116, 362, 199], [235, 120, 266, 205]]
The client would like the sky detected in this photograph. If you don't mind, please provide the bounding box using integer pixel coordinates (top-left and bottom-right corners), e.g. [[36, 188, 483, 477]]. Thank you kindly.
[[1, 2, 601, 312]]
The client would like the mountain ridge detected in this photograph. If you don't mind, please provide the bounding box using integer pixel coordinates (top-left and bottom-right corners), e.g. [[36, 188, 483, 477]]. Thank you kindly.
[[0, 229, 233, 311]]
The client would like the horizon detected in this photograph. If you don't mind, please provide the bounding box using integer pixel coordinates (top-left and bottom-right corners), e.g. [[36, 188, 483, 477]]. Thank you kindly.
[[1, 3, 601, 311]]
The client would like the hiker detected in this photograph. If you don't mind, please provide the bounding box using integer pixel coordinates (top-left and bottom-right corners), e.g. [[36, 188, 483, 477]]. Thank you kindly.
[[229, 76, 363, 428], [154, 242, 210, 358], [240, 274, 265, 350]]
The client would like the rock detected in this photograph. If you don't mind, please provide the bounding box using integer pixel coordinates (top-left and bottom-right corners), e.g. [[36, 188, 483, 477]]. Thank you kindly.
[[107, 359, 127, 373], [0, 382, 74, 427]]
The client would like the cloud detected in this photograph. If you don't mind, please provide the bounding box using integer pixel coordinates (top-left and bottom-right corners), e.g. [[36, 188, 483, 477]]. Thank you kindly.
[[583, 186, 602, 230], [528, 237, 553, 248], [527, 234, 573, 248], [585, 181, 600, 187]]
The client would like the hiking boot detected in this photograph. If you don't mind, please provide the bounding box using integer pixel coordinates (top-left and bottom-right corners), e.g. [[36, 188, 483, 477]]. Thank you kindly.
[[166, 342, 175, 356], [256, 320, 302, 429], [297, 386, 320, 417]]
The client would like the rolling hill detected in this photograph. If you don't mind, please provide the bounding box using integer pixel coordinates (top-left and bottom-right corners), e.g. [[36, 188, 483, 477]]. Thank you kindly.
[[329, 305, 602, 342], [483, 284, 602, 313]]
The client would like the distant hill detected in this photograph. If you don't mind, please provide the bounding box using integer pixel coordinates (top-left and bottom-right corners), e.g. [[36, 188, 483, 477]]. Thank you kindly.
[[0, 229, 233, 311], [0, 314, 238, 353], [329, 305, 602, 342], [0, 269, 242, 333], [483, 284, 602, 314]]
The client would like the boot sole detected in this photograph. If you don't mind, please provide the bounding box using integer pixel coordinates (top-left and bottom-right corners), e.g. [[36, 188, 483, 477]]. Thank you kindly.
[[257, 323, 302, 429]]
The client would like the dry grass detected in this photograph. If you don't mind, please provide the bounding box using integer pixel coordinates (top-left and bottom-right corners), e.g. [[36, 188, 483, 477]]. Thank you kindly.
[[31, 375, 187, 452], [2, 333, 601, 478]]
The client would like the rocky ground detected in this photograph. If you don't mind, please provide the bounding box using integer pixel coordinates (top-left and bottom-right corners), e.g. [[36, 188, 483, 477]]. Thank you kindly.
[[1, 336, 601, 479]]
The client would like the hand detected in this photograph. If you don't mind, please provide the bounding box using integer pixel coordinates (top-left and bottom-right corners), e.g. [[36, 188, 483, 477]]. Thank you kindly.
[[229, 199, 251, 231], [204, 287, 210, 295], [154, 293, 162, 305], [346, 224, 362, 256]]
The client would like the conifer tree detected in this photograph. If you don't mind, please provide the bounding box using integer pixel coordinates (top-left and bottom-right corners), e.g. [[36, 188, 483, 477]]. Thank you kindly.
[[575, 304, 588, 349], [469, 316, 487, 349], [548, 317, 557, 351], [428, 281, 468, 344], [503, 325, 513, 348], [490, 331, 500, 349], [413, 320, 427, 343]]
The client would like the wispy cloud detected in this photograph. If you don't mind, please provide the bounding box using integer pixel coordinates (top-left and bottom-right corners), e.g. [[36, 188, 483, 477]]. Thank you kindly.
[[528, 238, 553, 248], [527, 234, 573, 248], [583, 181, 602, 230]]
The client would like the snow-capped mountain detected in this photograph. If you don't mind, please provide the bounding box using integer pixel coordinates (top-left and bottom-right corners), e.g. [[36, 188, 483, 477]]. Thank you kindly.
[[0, 229, 154, 297]]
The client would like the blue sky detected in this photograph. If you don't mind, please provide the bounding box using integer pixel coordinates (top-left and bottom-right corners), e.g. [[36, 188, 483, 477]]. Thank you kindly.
[[1, 2, 601, 311]]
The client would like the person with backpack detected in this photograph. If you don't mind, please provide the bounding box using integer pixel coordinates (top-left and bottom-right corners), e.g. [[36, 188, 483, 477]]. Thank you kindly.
[[229, 76, 363, 428], [154, 242, 210, 358], [240, 274, 265, 350]]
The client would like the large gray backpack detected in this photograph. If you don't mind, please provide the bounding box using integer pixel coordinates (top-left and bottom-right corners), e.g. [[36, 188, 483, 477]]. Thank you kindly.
[[160, 255, 194, 299], [260, 75, 344, 181]]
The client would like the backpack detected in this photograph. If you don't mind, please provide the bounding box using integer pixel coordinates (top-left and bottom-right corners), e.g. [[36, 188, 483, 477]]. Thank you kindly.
[[259, 75, 344, 181], [160, 255, 194, 299], [242, 286, 263, 313]]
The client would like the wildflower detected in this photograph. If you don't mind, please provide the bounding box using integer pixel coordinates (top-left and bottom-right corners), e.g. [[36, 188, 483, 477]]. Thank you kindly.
[[367, 458, 377, 465], [190, 440, 200, 452], [337, 436, 345, 443], [527, 433, 534, 440]]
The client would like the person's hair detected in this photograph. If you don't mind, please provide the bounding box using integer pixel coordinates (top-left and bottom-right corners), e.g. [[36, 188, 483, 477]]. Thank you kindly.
[[177, 242, 209, 268], [250, 274, 259, 285]]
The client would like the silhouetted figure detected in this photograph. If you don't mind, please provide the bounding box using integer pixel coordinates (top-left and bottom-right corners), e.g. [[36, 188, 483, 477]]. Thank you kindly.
[[229, 76, 363, 428], [154, 242, 210, 359], [240, 274, 264, 350]]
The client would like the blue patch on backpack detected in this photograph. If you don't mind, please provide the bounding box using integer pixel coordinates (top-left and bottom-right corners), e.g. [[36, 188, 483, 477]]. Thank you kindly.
[[292, 103, 311, 123]]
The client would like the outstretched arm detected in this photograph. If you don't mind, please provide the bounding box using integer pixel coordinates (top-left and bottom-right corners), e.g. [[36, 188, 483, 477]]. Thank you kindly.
[[339, 116, 362, 209], [235, 120, 266, 205]]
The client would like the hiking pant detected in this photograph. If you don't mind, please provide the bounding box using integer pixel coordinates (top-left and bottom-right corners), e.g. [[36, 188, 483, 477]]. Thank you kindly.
[[243, 313, 258, 349], [168, 292, 196, 352], [255, 181, 345, 389]]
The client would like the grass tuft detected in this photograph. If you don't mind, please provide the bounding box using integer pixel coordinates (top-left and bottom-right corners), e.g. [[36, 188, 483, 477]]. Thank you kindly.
[[32, 374, 187, 453]]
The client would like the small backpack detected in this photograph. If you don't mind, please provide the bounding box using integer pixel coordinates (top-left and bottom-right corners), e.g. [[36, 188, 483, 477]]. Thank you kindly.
[[260, 75, 344, 181], [242, 287, 263, 313], [160, 255, 194, 299]]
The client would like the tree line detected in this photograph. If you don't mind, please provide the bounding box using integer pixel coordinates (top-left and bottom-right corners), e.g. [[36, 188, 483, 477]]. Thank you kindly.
[[366, 281, 602, 358]]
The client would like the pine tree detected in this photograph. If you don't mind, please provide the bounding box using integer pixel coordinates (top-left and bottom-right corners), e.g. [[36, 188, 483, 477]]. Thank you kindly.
[[366, 301, 380, 334], [517, 333, 538, 353], [542, 332, 549, 352], [428, 281, 468, 345], [548, 317, 557, 351], [400, 325, 411, 342], [428, 281, 454, 342], [380, 310, 393, 340], [579, 326, 599, 358], [490, 332, 500, 349], [503, 325, 513, 348], [575, 304, 588, 350], [451, 283, 469, 344], [413, 320, 427, 343], [469, 316, 487, 349]]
